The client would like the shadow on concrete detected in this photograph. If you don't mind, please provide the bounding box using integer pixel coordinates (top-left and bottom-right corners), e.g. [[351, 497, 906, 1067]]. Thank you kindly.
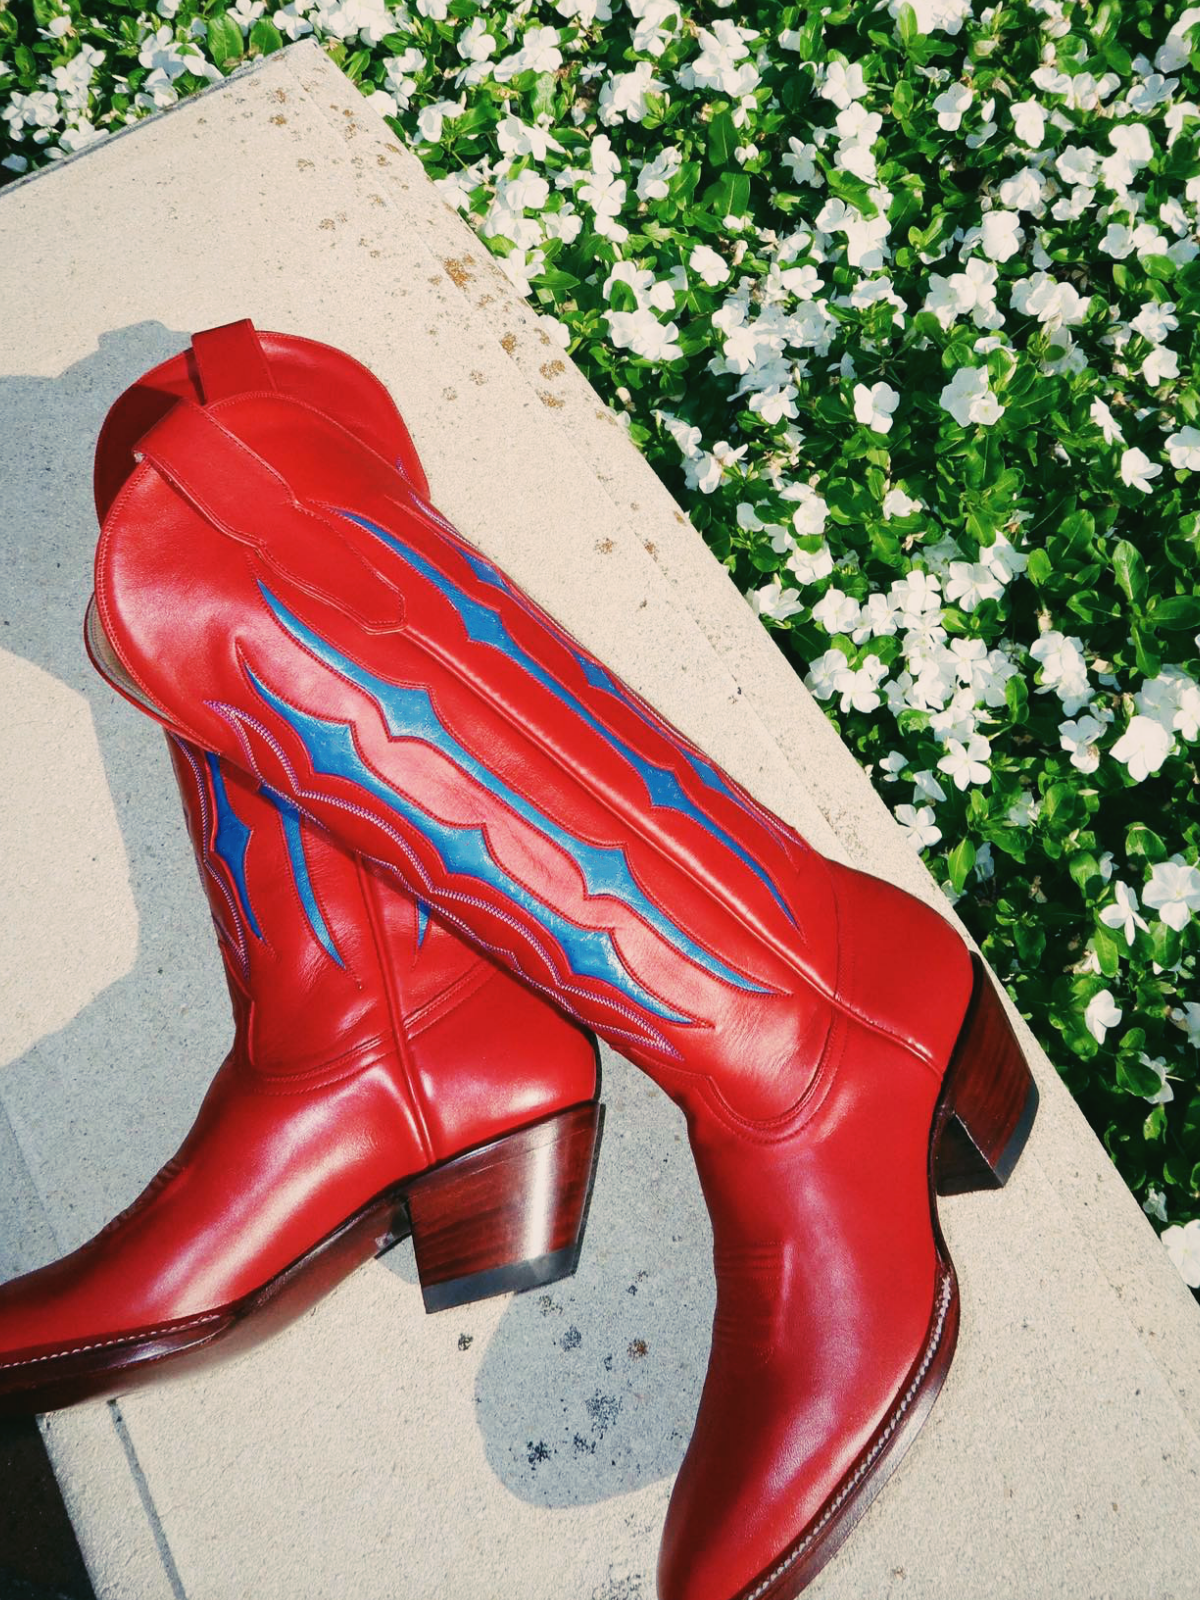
[[0, 326, 712, 1520]]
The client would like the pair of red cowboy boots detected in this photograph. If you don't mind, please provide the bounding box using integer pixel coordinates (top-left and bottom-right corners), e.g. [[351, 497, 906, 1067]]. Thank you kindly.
[[1, 322, 1037, 1600]]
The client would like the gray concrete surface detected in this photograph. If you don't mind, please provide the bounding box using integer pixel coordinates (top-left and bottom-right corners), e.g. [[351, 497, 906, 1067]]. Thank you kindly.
[[2, 40, 1199, 1600]]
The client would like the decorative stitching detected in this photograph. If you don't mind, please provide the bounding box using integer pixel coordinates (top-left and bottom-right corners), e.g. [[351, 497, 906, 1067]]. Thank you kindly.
[[743, 1272, 956, 1600], [0, 1310, 225, 1372], [208, 702, 682, 1060]]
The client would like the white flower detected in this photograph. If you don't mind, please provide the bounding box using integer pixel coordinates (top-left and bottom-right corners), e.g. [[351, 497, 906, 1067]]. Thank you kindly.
[[1058, 713, 1106, 773], [1099, 881, 1149, 946], [852, 380, 900, 435], [812, 587, 862, 635], [1137, 1054, 1175, 1106], [1172, 1001, 1200, 1047], [944, 561, 1003, 612], [688, 244, 730, 287], [681, 20, 760, 97], [1166, 426, 1200, 470], [835, 655, 889, 713], [1102, 123, 1154, 190], [416, 98, 464, 144], [1130, 301, 1178, 344], [1090, 399, 1124, 445], [598, 59, 663, 126], [1111, 714, 1174, 782], [937, 734, 992, 790], [1010, 98, 1046, 146], [1054, 145, 1098, 187], [782, 137, 823, 188], [978, 210, 1023, 262], [1029, 631, 1090, 711], [805, 647, 852, 697], [888, 0, 971, 33], [1137, 669, 1200, 742], [1143, 347, 1180, 386], [1119, 447, 1162, 493], [820, 60, 867, 111], [939, 366, 1004, 427], [913, 769, 948, 803], [924, 259, 1001, 330], [1143, 858, 1200, 931], [495, 115, 562, 161], [751, 577, 804, 623], [814, 198, 892, 270], [787, 483, 829, 537], [895, 804, 942, 850], [1143, 1187, 1169, 1225], [1162, 1220, 1200, 1288], [1010, 271, 1087, 327], [787, 542, 834, 585], [933, 82, 972, 130], [636, 146, 681, 201], [605, 308, 683, 363], [883, 486, 921, 519], [494, 25, 562, 83], [1084, 988, 1123, 1044], [628, 0, 680, 56], [879, 751, 909, 783]]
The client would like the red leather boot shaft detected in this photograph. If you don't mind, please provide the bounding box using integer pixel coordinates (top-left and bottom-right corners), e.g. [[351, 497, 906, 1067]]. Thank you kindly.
[[0, 735, 595, 1359]]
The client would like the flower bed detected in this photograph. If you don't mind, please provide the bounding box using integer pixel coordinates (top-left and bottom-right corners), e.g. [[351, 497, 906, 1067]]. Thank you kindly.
[[3, 0, 1199, 1292]]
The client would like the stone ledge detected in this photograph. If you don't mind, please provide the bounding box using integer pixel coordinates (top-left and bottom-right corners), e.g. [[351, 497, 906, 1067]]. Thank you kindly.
[[1, 41, 1198, 1600]]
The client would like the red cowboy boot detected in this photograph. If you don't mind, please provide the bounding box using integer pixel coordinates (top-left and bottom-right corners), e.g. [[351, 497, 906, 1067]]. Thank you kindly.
[[89, 332, 1037, 1600], [0, 328, 601, 1418], [0, 734, 600, 1418]]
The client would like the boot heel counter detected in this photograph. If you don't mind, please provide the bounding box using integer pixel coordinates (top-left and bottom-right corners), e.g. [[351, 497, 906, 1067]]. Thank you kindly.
[[826, 861, 974, 1073], [408, 961, 600, 1160]]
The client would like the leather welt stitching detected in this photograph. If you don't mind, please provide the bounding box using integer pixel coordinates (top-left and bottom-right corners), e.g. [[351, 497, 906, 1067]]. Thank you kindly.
[[743, 1271, 955, 1600], [0, 1311, 227, 1371]]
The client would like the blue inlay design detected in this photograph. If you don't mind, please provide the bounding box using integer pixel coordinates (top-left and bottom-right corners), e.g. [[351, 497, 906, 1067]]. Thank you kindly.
[[259, 585, 766, 995], [335, 511, 793, 925], [415, 899, 430, 947], [205, 753, 263, 940], [246, 669, 693, 1025], [261, 789, 344, 967], [568, 647, 792, 851]]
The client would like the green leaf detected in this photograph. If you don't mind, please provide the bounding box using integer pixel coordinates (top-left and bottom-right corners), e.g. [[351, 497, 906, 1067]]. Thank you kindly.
[[702, 171, 750, 219], [1148, 594, 1200, 630], [1126, 822, 1168, 862], [826, 168, 879, 218], [1092, 922, 1122, 978], [707, 109, 736, 168], [1005, 673, 1029, 724], [1026, 547, 1052, 586], [1111, 539, 1148, 608], [249, 17, 284, 54], [206, 13, 243, 67], [947, 837, 976, 894]]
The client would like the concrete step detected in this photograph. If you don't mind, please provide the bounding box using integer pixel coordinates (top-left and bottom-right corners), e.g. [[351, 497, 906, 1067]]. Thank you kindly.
[[1, 41, 1198, 1600]]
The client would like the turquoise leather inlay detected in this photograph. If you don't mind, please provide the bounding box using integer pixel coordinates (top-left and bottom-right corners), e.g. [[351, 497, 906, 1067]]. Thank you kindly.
[[258, 583, 767, 996], [262, 788, 344, 968], [205, 752, 263, 940]]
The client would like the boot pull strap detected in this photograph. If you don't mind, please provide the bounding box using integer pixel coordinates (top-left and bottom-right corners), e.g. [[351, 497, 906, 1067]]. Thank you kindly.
[[134, 398, 404, 631], [192, 319, 277, 403]]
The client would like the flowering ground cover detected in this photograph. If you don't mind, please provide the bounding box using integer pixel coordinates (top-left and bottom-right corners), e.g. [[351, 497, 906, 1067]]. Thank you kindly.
[[4, 0, 1200, 1292]]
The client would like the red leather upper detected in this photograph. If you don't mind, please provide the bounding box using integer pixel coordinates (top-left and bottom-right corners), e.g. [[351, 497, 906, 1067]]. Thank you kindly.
[[0, 327, 595, 1375], [89, 333, 976, 1600], [0, 736, 596, 1356]]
